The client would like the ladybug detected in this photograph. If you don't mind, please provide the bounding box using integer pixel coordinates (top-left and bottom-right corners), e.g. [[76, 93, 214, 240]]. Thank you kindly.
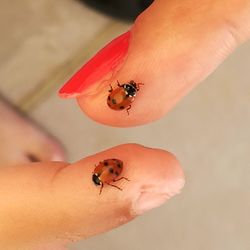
[[107, 80, 143, 115], [92, 159, 129, 195]]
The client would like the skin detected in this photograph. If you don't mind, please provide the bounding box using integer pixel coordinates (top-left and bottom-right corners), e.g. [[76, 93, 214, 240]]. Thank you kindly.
[[0, 99, 65, 165], [0, 0, 250, 249], [78, 0, 250, 127], [0, 144, 183, 249]]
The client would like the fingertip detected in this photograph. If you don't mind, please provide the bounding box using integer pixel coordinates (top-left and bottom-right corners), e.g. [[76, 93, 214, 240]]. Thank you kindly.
[[119, 145, 185, 215], [0, 145, 184, 248], [54, 144, 184, 229], [76, 85, 154, 127], [66, 0, 245, 127]]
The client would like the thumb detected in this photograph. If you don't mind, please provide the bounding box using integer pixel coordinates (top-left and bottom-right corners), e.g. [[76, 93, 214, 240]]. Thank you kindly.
[[59, 0, 250, 127], [0, 144, 184, 250]]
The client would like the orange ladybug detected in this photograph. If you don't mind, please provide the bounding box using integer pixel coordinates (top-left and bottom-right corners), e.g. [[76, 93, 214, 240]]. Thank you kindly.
[[92, 159, 129, 194], [107, 80, 143, 115]]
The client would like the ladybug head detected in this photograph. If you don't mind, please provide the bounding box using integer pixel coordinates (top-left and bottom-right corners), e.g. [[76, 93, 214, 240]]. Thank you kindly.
[[129, 80, 137, 88], [123, 81, 137, 97], [92, 173, 102, 186]]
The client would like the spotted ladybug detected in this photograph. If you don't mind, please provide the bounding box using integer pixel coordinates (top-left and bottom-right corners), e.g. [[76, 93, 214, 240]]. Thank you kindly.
[[107, 80, 143, 115], [92, 159, 129, 194]]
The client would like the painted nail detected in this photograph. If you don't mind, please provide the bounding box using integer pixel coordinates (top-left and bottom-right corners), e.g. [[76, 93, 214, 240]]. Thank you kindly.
[[59, 31, 131, 98]]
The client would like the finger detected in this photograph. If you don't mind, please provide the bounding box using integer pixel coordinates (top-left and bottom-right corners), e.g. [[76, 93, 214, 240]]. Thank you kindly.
[[59, 0, 250, 127], [0, 98, 65, 165], [0, 144, 184, 250]]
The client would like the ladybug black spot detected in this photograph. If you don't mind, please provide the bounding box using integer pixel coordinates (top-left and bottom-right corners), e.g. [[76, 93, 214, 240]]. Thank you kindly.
[[104, 161, 108, 166], [112, 99, 117, 104], [109, 168, 114, 174], [117, 163, 122, 168], [108, 96, 111, 101], [119, 106, 125, 110]]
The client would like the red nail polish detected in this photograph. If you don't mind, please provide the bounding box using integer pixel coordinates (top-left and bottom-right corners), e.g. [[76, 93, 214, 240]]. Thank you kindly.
[[59, 31, 131, 98]]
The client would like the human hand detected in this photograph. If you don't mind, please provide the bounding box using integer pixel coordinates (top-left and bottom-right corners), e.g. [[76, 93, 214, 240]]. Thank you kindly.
[[0, 144, 183, 250], [60, 0, 250, 127], [2, 0, 250, 249]]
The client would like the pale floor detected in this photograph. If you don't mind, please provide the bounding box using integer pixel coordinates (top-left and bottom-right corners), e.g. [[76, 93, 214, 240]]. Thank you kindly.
[[0, 1, 250, 250]]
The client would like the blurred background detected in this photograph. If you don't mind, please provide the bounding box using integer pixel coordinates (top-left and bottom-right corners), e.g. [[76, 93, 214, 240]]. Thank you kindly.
[[0, 0, 249, 249]]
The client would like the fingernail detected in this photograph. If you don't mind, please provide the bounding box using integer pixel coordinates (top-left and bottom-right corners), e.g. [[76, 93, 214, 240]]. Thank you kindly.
[[133, 177, 185, 215], [51, 151, 66, 161], [59, 31, 131, 98]]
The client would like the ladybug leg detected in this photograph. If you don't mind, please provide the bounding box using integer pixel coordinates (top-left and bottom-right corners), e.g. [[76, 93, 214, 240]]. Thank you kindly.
[[126, 105, 132, 115], [113, 177, 130, 182], [106, 182, 122, 191], [136, 83, 144, 91], [92, 164, 98, 174], [108, 84, 113, 93], [99, 183, 104, 195], [117, 80, 122, 87]]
